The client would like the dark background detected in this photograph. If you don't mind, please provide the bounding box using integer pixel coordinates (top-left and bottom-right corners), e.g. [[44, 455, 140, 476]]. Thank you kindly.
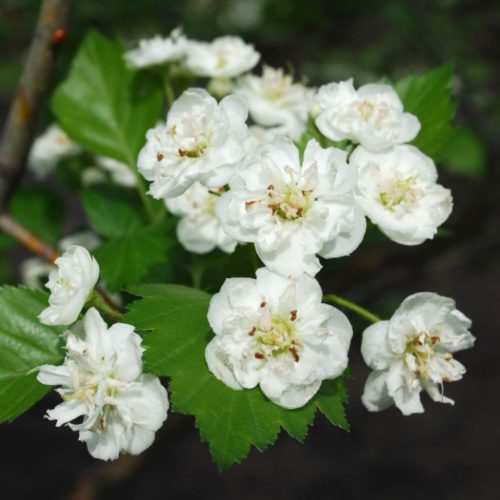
[[1, 0, 499, 498]]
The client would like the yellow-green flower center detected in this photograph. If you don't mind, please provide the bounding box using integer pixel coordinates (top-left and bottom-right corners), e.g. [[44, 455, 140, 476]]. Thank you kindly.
[[267, 184, 314, 221], [251, 310, 301, 362], [379, 176, 419, 210]]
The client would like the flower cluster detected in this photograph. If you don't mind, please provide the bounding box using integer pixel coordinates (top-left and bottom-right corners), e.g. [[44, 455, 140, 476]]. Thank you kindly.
[[30, 32, 475, 466], [132, 32, 471, 413], [36, 245, 169, 460], [38, 308, 168, 460], [124, 29, 260, 79], [314, 79, 452, 244]]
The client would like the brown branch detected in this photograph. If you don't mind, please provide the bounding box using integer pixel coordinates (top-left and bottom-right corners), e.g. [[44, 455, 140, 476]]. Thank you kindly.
[[0, 0, 73, 210], [0, 213, 60, 262]]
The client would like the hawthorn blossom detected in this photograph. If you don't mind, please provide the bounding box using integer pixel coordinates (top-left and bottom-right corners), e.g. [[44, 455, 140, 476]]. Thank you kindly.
[[166, 182, 237, 254], [236, 66, 313, 140], [96, 156, 136, 187], [138, 88, 248, 199], [38, 308, 169, 460], [206, 268, 352, 409], [315, 79, 420, 150], [216, 138, 366, 278], [352, 145, 452, 245], [38, 246, 99, 326], [28, 124, 81, 178], [124, 28, 187, 69], [185, 36, 260, 78], [21, 232, 100, 289], [361, 292, 474, 416]]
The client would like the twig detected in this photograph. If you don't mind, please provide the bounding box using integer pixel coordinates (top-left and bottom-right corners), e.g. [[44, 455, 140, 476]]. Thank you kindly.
[[0, 213, 60, 262], [0, 0, 74, 209]]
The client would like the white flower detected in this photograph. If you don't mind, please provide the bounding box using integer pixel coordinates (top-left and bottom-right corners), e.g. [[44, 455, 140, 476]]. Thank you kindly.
[[185, 36, 260, 78], [315, 79, 420, 150], [205, 268, 352, 409], [166, 182, 237, 254], [38, 308, 169, 461], [38, 246, 99, 326], [96, 156, 136, 187], [216, 138, 366, 278], [236, 66, 313, 140], [28, 124, 81, 178], [124, 28, 187, 69], [361, 292, 474, 416], [138, 88, 249, 199], [352, 145, 452, 245]]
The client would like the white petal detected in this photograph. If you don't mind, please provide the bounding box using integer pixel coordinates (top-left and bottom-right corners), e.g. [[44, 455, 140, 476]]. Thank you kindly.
[[360, 321, 394, 370], [361, 370, 393, 412], [205, 339, 242, 390]]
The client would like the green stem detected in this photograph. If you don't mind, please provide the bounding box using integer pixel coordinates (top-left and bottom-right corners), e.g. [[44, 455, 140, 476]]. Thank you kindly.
[[323, 294, 380, 324], [88, 291, 123, 322], [163, 75, 176, 107], [135, 176, 157, 221]]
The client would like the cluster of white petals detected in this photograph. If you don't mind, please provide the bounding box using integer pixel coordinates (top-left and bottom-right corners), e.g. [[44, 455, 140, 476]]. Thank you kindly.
[[236, 66, 313, 140], [28, 124, 81, 178], [124, 28, 187, 69], [206, 268, 352, 409], [38, 246, 99, 326], [361, 292, 474, 415], [166, 182, 237, 254], [217, 138, 366, 277], [38, 308, 169, 460], [315, 80, 420, 150], [352, 145, 453, 245], [185, 36, 260, 78], [138, 88, 248, 199]]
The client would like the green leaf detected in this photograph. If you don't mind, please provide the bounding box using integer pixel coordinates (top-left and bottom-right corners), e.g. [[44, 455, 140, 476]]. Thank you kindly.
[[395, 64, 456, 159], [81, 187, 145, 238], [95, 225, 173, 292], [0, 287, 64, 423], [9, 185, 65, 246], [125, 284, 349, 469], [441, 126, 486, 178], [52, 29, 162, 167]]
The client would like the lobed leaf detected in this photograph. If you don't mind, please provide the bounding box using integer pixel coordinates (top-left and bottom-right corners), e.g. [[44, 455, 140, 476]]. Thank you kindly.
[[51, 29, 162, 167], [125, 284, 349, 469], [95, 224, 174, 292], [81, 187, 145, 239], [0, 287, 64, 423], [395, 64, 456, 159]]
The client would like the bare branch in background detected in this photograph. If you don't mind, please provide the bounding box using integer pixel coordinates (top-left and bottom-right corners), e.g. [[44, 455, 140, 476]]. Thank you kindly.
[[0, 0, 73, 210]]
